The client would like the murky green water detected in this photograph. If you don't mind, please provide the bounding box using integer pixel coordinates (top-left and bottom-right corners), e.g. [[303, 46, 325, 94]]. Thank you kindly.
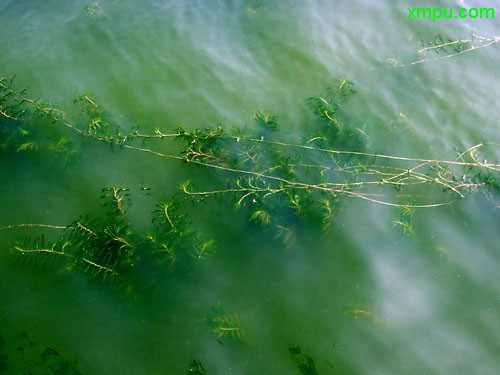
[[1, 1, 499, 374]]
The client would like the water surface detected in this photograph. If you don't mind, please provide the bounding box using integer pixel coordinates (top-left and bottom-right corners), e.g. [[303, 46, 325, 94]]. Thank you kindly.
[[1, 1, 499, 374]]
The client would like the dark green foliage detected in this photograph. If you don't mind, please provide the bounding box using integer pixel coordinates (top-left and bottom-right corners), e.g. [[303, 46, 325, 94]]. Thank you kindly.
[[190, 238, 216, 260], [48, 136, 79, 164], [475, 171, 500, 191], [101, 186, 130, 219], [254, 110, 278, 131], [148, 198, 216, 267], [9, 187, 216, 293], [12, 235, 70, 272], [148, 199, 187, 268], [207, 303, 245, 341], [74, 93, 112, 138], [305, 79, 364, 152], [173, 87, 357, 241], [306, 79, 356, 127], [307, 90, 339, 126], [0, 77, 79, 162], [11, 188, 136, 286], [393, 202, 417, 236], [187, 359, 208, 375], [289, 345, 318, 375], [176, 125, 226, 163], [3, 75, 500, 289], [1, 77, 32, 153], [0, 77, 28, 121]]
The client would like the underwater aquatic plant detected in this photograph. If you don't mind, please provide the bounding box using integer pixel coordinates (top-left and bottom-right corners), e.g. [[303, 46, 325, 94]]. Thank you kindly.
[[306, 79, 356, 127], [187, 359, 208, 375], [289, 345, 318, 375], [0, 36, 499, 373], [254, 110, 279, 131], [1, 52, 500, 280], [1, 75, 498, 215], [393, 201, 417, 236], [7, 187, 215, 292], [207, 303, 245, 341], [0, 77, 78, 161], [1, 73, 499, 257]]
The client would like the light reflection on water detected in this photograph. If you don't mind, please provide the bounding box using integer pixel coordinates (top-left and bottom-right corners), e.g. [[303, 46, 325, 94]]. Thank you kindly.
[[1, 0, 499, 373]]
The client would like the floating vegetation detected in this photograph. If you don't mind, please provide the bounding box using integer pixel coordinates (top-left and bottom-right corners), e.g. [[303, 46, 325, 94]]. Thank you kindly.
[[0, 74, 500, 256], [207, 303, 245, 341], [0, 22, 499, 374], [289, 345, 319, 375], [1, 59, 500, 286], [419, 34, 472, 55], [386, 33, 499, 68]]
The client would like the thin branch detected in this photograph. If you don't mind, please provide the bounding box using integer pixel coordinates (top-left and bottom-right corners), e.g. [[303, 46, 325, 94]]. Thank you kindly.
[[0, 223, 66, 231]]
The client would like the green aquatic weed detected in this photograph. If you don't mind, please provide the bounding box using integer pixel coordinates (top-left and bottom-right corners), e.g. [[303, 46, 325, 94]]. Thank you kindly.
[[419, 34, 472, 55], [2, 75, 500, 279], [8, 187, 215, 291], [82, 2, 106, 18], [190, 238, 217, 260], [187, 359, 208, 375], [393, 201, 417, 236], [207, 303, 245, 341], [254, 110, 279, 131], [289, 345, 318, 375]]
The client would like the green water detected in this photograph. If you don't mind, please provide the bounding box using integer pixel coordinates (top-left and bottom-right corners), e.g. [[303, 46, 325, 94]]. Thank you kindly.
[[1, 0, 500, 374]]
